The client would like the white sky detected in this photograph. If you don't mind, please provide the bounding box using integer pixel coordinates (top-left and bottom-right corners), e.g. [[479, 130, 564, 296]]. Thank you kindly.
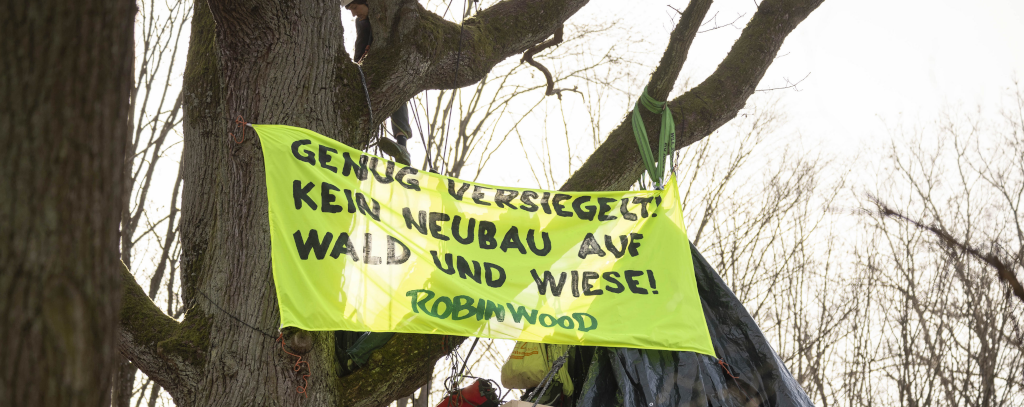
[[682, 0, 1024, 153], [770, 0, 1024, 152]]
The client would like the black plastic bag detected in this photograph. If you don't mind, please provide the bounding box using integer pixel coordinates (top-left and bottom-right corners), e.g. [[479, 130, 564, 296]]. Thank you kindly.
[[574, 243, 814, 407]]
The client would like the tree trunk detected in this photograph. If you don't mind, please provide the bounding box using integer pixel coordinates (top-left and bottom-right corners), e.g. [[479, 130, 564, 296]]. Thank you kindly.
[[0, 0, 134, 405], [115, 0, 826, 405]]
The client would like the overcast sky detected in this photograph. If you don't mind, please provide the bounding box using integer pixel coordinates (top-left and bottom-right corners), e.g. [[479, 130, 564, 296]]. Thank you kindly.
[[673, 0, 1024, 153]]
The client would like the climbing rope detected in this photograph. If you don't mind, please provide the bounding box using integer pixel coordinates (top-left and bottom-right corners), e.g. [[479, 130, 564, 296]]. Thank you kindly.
[[434, 0, 473, 175], [356, 64, 377, 142], [631, 86, 676, 190], [447, 337, 480, 391], [196, 289, 276, 339], [408, 97, 437, 172]]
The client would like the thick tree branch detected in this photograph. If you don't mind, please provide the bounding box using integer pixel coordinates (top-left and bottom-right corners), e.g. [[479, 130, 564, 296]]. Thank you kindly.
[[423, 0, 589, 89], [339, 334, 462, 407], [561, 0, 824, 191], [358, 0, 589, 125], [648, 0, 713, 101], [118, 265, 205, 401]]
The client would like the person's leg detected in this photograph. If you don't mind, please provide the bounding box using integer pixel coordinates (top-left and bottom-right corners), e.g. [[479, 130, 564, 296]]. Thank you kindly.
[[335, 331, 397, 376], [390, 102, 411, 145], [378, 101, 412, 165]]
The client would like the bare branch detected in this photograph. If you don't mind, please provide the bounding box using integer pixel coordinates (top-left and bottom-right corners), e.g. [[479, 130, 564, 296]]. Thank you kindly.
[[868, 196, 1024, 304], [756, 72, 811, 92], [520, 24, 582, 99], [697, 11, 747, 33]]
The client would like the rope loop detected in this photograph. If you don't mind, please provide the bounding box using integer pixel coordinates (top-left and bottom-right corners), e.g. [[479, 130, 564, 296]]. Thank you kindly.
[[631, 87, 677, 189]]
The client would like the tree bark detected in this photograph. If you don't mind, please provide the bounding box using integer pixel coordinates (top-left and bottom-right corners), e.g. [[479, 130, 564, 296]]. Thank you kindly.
[[0, 0, 135, 405]]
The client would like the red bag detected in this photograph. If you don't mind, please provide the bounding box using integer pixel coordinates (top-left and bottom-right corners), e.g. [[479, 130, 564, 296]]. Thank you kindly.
[[436, 379, 500, 407]]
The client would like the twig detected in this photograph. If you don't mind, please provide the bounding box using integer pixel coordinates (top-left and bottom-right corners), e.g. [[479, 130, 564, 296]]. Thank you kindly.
[[520, 24, 582, 100], [698, 11, 746, 33], [756, 72, 811, 92]]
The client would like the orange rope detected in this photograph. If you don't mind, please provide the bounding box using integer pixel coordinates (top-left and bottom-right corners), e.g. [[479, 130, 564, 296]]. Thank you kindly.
[[277, 333, 310, 398], [229, 115, 248, 144], [717, 359, 739, 379]]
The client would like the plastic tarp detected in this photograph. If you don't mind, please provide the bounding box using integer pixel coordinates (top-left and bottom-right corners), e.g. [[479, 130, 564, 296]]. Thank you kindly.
[[568, 243, 814, 407]]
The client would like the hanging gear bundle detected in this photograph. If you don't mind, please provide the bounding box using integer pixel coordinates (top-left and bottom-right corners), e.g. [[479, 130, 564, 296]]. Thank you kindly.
[[521, 346, 572, 407], [630, 86, 676, 189], [500, 343, 573, 396], [500, 342, 545, 389], [436, 379, 500, 407]]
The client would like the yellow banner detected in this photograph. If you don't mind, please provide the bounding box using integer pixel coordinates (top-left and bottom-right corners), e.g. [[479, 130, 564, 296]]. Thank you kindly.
[[255, 124, 714, 354]]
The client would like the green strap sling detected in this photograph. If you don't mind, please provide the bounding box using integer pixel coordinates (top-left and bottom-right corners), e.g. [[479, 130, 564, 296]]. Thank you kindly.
[[631, 87, 676, 189]]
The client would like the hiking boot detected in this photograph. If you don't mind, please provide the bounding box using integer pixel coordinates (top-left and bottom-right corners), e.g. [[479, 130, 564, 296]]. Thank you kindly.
[[336, 351, 359, 377], [377, 137, 411, 166]]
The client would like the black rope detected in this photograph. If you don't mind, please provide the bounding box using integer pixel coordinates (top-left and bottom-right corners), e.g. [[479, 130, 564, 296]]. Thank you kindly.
[[408, 98, 437, 172], [356, 64, 377, 142], [196, 289, 277, 340], [442, 338, 469, 394], [454, 337, 480, 384]]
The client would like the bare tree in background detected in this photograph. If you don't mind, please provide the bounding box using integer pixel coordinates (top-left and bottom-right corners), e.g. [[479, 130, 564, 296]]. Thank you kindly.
[[854, 89, 1024, 406], [671, 96, 855, 406], [515, 21, 650, 189], [113, 0, 192, 406], [411, 18, 628, 183]]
